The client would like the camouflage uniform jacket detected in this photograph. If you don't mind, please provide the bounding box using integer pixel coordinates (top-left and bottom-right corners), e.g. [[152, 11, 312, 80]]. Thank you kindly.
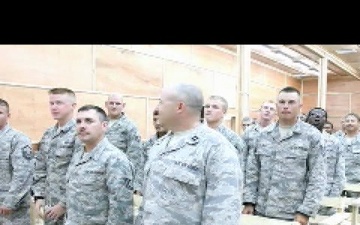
[[322, 132, 345, 197], [65, 137, 134, 225], [105, 113, 144, 191], [136, 124, 242, 225], [0, 125, 33, 209], [340, 132, 360, 184], [32, 119, 78, 208], [243, 121, 326, 220], [242, 122, 275, 175]]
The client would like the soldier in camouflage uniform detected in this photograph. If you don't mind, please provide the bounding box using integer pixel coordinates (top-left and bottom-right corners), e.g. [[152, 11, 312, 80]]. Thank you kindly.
[[242, 86, 326, 225], [204, 95, 246, 171], [333, 117, 346, 140], [136, 83, 242, 225], [65, 105, 133, 225], [242, 100, 276, 177], [341, 113, 360, 186], [32, 88, 79, 224], [0, 99, 34, 225], [105, 94, 144, 194], [142, 106, 168, 163], [305, 107, 345, 215], [323, 120, 334, 135]]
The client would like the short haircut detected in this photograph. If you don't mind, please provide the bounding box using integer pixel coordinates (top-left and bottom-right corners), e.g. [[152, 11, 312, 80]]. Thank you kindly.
[[172, 83, 204, 115], [345, 112, 360, 122], [0, 98, 9, 112], [208, 95, 228, 113], [48, 88, 76, 102], [78, 105, 108, 122], [242, 116, 252, 123], [324, 120, 333, 129], [305, 107, 328, 122], [279, 86, 300, 96]]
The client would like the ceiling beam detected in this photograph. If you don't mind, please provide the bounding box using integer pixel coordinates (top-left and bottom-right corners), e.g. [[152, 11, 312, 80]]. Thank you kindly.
[[303, 45, 360, 80]]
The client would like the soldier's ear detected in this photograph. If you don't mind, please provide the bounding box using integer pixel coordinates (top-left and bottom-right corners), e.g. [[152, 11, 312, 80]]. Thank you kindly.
[[122, 102, 126, 108]]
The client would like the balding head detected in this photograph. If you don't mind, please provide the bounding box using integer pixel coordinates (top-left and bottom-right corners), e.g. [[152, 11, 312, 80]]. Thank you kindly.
[[107, 93, 124, 102], [171, 83, 204, 114], [105, 93, 126, 119], [158, 83, 204, 131]]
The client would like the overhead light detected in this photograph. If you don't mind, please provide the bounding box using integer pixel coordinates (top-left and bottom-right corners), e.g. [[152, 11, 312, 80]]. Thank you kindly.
[[335, 48, 357, 54]]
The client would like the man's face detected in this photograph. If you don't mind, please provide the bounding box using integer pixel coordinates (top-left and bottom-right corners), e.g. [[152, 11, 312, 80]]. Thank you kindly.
[[242, 121, 252, 131], [344, 115, 359, 133], [158, 88, 178, 130], [0, 105, 9, 130], [307, 109, 326, 128], [76, 109, 107, 145], [276, 92, 302, 122], [260, 102, 276, 121], [323, 123, 333, 134], [204, 99, 225, 124], [105, 95, 125, 118], [49, 94, 75, 121], [153, 114, 166, 133]]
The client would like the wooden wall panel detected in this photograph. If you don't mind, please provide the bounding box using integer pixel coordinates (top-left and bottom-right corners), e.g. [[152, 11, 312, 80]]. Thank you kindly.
[[0, 45, 93, 90], [351, 93, 360, 114], [0, 45, 319, 142], [122, 97, 147, 139], [326, 94, 350, 118], [213, 73, 236, 108], [132, 45, 193, 65], [327, 78, 360, 93], [162, 61, 214, 99], [96, 46, 163, 97], [251, 63, 287, 88], [249, 82, 278, 110], [302, 94, 317, 114], [0, 86, 53, 142], [191, 46, 236, 75], [286, 76, 302, 91], [302, 79, 318, 94], [263, 72, 286, 89], [76, 92, 107, 109]]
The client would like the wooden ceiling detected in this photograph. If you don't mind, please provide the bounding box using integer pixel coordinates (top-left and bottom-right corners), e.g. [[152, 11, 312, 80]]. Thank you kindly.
[[216, 45, 360, 80]]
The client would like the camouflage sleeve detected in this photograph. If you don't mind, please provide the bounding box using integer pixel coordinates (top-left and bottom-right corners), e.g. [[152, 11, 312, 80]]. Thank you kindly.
[[329, 142, 346, 197], [202, 145, 242, 224], [141, 139, 151, 164], [296, 135, 327, 217], [32, 132, 48, 197], [3, 133, 34, 209], [106, 155, 134, 225], [243, 141, 259, 204], [126, 126, 145, 192], [235, 136, 246, 173], [241, 130, 250, 174]]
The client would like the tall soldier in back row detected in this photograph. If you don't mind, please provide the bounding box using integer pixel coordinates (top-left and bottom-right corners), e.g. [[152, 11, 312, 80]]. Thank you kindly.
[[32, 88, 79, 224], [242, 86, 326, 225]]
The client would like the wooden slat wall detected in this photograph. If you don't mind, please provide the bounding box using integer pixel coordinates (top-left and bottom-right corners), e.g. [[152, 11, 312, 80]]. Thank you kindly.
[[0, 45, 301, 142], [302, 77, 360, 131]]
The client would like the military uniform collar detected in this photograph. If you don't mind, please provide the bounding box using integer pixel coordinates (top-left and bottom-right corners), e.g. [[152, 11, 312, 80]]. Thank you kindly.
[[158, 124, 203, 157], [56, 119, 76, 133], [0, 124, 10, 137], [78, 137, 108, 164]]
